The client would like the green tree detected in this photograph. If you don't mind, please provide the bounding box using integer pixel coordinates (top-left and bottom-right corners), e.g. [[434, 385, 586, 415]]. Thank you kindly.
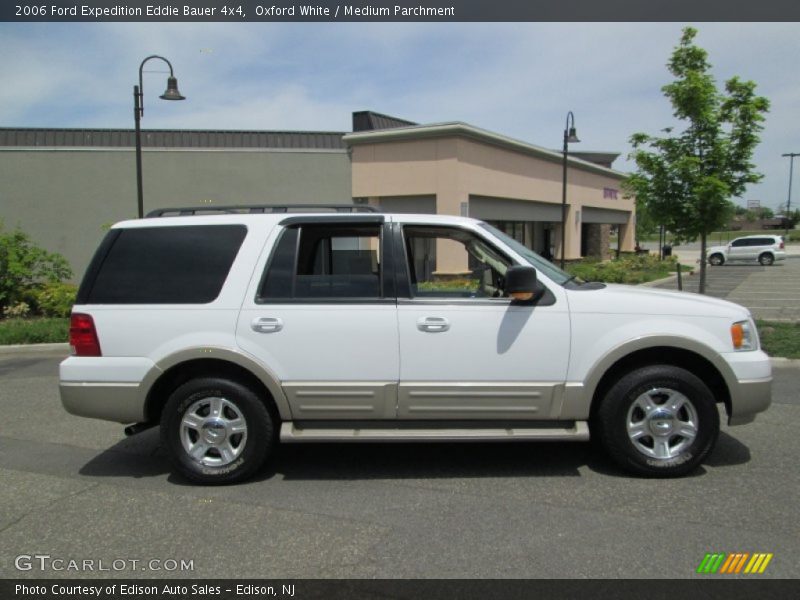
[[626, 27, 769, 293], [630, 194, 658, 245], [759, 206, 775, 219], [0, 222, 72, 313]]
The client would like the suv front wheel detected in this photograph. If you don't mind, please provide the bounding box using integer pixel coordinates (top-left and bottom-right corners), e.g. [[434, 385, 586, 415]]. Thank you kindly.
[[593, 365, 719, 477], [160, 377, 275, 484], [708, 253, 725, 266]]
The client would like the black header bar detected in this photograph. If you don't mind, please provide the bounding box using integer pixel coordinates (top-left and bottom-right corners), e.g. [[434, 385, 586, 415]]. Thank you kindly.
[[2, 0, 799, 22]]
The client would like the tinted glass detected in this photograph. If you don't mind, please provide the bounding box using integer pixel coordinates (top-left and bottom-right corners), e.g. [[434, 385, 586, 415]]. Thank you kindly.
[[259, 223, 381, 300], [731, 239, 748, 247], [259, 227, 298, 299], [87, 225, 247, 304]]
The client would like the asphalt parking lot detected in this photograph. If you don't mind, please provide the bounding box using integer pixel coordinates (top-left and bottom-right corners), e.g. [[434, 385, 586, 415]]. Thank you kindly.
[[653, 254, 800, 321], [1, 351, 799, 580]]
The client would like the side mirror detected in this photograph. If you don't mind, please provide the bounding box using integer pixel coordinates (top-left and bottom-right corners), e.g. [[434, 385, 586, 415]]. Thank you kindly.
[[505, 265, 537, 301]]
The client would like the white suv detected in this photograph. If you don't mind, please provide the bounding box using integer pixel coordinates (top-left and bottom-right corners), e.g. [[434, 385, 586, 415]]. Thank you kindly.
[[60, 206, 772, 484], [707, 234, 786, 266]]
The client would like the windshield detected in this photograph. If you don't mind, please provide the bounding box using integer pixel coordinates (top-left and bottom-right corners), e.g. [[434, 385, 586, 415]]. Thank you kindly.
[[478, 223, 575, 286]]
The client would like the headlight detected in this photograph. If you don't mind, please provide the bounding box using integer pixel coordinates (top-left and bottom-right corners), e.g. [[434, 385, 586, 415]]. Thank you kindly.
[[731, 319, 756, 351]]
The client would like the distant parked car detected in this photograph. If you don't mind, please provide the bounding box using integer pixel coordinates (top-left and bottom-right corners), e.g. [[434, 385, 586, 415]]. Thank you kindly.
[[707, 235, 786, 266]]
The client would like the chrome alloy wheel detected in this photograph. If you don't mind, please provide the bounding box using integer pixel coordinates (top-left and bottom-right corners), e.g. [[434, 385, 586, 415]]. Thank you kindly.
[[626, 387, 699, 460], [180, 397, 248, 466]]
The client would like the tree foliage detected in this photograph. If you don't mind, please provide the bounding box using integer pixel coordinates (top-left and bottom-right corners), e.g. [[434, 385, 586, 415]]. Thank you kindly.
[[0, 221, 72, 313], [625, 27, 769, 292]]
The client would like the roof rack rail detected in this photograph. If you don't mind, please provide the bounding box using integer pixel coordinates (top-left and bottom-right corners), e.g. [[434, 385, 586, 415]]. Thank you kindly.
[[145, 204, 379, 218]]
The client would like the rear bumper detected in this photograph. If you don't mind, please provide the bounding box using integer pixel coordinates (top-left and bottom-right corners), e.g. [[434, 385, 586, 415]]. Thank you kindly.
[[60, 382, 145, 423], [59, 356, 156, 423]]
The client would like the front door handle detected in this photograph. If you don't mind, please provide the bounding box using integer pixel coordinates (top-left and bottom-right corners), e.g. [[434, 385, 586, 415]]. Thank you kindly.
[[251, 317, 283, 333], [417, 316, 450, 333]]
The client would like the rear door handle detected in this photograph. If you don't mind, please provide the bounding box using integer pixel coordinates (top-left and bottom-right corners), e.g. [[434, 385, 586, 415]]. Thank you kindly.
[[417, 317, 450, 333], [251, 317, 283, 333]]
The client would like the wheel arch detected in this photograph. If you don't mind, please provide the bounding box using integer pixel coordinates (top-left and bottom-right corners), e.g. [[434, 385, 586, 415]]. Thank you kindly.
[[142, 348, 291, 425], [709, 252, 725, 264], [571, 338, 736, 423], [758, 251, 775, 263]]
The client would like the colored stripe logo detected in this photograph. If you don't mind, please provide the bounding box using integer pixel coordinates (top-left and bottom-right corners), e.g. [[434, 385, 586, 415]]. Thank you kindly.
[[696, 552, 773, 574]]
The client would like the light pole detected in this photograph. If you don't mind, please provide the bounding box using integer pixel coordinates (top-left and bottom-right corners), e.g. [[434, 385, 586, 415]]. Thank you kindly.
[[134, 55, 185, 218], [561, 111, 580, 269], [782, 152, 799, 237]]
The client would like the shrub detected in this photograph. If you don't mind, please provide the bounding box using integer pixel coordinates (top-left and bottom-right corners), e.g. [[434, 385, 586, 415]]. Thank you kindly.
[[0, 221, 72, 314], [30, 282, 78, 318], [566, 254, 678, 284], [2, 302, 31, 319]]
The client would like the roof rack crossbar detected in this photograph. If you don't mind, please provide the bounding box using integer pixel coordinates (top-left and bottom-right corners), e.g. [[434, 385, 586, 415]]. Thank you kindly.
[[145, 204, 378, 218]]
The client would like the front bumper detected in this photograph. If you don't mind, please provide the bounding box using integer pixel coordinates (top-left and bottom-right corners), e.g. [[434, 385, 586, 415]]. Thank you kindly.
[[721, 350, 772, 426], [726, 377, 772, 425]]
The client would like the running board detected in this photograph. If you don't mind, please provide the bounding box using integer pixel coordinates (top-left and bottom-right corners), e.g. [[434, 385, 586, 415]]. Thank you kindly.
[[279, 421, 589, 442]]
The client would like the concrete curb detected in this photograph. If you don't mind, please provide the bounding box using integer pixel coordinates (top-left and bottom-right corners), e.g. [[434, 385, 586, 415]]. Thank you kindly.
[[639, 274, 678, 288], [0, 342, 69, 355], [770, 357, 800, 368]]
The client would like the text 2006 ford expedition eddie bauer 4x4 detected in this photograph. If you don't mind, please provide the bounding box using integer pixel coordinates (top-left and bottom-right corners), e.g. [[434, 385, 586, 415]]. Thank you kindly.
[[60, 205, 772, 484]]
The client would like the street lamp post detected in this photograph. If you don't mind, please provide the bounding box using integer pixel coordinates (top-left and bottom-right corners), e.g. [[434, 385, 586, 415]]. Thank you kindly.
[[782, 152, 799, 237], [134, 55, 185, 218], [560, 111, 580, 269]]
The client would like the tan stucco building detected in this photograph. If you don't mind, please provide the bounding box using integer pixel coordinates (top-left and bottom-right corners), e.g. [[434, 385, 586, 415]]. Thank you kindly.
[[346, 119, 634, 264], [0, 111, 634, 279]]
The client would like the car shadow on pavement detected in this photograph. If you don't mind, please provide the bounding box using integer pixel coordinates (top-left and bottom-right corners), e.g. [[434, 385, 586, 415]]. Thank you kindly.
[[703, 431, 752, 467], [78, 430, 751, 484], [79, 428, 172, 479]]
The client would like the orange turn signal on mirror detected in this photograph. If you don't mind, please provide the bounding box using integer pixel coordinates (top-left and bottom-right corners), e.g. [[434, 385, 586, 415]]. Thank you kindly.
[[731, 323, 745, 349]]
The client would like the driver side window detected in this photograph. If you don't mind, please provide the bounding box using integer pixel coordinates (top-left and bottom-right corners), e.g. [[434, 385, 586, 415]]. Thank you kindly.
[[403, 225, 512, 298]]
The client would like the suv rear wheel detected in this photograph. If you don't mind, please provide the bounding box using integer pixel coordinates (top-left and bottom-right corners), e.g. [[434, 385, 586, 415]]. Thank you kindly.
[[758, 252, 774, 266], [160, 377, 275, 484], [708, 253, 725, 266], [593, 365, 719, 477]]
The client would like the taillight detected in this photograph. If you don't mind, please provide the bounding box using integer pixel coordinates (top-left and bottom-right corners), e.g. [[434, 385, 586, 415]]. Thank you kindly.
[[780, 240, 785, 250], [70, 313, 102, 357]]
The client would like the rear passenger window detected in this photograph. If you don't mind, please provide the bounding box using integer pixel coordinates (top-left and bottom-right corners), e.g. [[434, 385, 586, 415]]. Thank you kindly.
[[85, 225, 246, 304], [259, 224, 382, 301]]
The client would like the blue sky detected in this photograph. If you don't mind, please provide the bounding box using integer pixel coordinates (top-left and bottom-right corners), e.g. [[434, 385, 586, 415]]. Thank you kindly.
[[1, 22, 798, 210]]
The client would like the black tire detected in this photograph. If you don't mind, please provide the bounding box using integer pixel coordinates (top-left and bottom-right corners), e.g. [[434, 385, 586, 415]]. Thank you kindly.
[[758, 252, 774, 266], [708, 253, 725, 266], [160, 377, 274, 484], [592, 365, 719, 477]]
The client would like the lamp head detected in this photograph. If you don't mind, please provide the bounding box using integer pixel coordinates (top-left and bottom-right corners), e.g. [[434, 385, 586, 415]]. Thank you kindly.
[[566, 127, 580, 144], [160, 77, 185, 101]]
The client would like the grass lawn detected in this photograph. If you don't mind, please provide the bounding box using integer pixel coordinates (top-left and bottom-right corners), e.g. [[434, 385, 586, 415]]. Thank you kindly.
[[756, 320, 800, 359], [0, 318, 69, 345]]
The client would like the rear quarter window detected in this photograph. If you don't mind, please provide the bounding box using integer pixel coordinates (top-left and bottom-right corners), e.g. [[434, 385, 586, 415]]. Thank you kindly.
[[80, 225, 247, 304]]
